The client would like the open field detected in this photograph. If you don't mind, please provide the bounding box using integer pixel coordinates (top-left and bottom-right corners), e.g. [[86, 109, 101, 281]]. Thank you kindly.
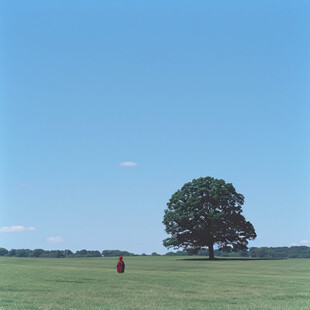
[[0, 256, 309, 310]]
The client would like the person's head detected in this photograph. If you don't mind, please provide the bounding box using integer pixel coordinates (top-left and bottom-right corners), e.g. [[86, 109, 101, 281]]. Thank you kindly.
[[119, 256, 123, 260]]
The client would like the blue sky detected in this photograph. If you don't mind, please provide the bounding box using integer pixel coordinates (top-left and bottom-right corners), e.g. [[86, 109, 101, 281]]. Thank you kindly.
[[1, 0, 309, 254]]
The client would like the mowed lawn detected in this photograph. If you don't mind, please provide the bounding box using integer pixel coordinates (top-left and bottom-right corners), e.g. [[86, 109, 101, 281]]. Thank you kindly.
[[0, 256, 309, 310]]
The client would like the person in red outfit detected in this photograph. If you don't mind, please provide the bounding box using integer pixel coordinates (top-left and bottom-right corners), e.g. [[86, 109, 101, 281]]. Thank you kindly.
[[116, 256, 125, 273]]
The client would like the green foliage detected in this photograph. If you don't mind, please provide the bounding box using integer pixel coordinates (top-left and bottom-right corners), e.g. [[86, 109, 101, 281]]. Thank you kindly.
[[165, 251, 188, 256], [75, 250, 102, 257], [38, 250, 65, 258], [15, 249, 32, 257], [249, 246, 310, 258], [8, 249, 16, 256], [64, 249, 74, 257], [163, 177, 256, 259], [1, 246, 310, 258], [101, 250, 135, 257], [0, 248, 8, 256], [33, 249, 45, 257]]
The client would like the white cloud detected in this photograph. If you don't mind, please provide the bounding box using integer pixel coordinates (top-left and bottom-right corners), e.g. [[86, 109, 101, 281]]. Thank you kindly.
[[290, 243, 299, 246], [119, 161, 137, 167], [300, 240, 310, 244], [46, 236, 64, 243], [291, 240, 310, 246], [0, 226, 36, 232]]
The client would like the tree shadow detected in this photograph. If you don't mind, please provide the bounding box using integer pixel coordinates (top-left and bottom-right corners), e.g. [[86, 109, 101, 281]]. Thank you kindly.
[[179, 257, 287, 261]]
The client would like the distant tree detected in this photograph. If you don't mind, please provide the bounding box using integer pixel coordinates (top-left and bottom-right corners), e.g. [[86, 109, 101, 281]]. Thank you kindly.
[[33, 249, 45, 257], [15, 249, 32, 257], [52, 250, 65, 258], [238, 250, 249, 257], [74, 249, 101, 257], [75, 249, 88, 257], [38, 251, 50, 258], [102, 250, 133, 257], [275, 247, 290, 258], [186, 249, 197, 256], [165, 251, 188, 256], [215, 250, 230, 257], [64, 249, 74, 257], [248, 246, 310, 259], [86, 250, 102, 257], [0, 248, 8, 256], [3, 246, 310, 259], [163, 177, 256, 260], [198, 249, 209, 256], [151, 252, 160, 256], [8, 249, 17, 256]]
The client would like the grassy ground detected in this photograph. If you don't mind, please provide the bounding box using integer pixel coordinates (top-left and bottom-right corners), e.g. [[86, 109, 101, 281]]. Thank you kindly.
[[0, 256, 309, 309]]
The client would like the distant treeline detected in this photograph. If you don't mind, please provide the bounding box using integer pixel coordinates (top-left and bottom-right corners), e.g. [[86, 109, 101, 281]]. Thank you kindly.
[[0, 248, 136, 258], [0, 246, 309, 258], [166, 246, 310, 258]]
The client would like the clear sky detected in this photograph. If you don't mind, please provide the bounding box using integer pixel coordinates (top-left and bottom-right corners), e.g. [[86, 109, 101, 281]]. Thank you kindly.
[[1, 0, 309, 254]]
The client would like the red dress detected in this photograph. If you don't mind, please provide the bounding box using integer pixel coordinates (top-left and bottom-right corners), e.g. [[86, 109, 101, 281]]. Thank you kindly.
[[117, 258, 125, 273]]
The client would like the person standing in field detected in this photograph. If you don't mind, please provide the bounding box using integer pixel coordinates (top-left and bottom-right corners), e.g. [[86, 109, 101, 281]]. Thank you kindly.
[[116, 256, 125, 273]]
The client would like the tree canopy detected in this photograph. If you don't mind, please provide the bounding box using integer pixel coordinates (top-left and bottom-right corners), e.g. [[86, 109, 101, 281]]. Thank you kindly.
[[162, 176, 257, 260]]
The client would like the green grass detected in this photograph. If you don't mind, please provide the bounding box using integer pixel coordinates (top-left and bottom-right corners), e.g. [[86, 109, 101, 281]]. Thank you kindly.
[[0, 256, 309, 309]]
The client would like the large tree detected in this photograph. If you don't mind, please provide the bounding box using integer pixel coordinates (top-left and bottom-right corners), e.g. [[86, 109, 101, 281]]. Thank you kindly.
[[163, 177, 256, 260]]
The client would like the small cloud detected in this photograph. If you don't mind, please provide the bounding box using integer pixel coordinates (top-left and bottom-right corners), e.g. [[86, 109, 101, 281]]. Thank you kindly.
[[119, 161, 137, 167], [46, 236, 64, 243], [290, 243, 299, 246], [0, 226, 36, 232], [291, 240, 310, 246], [19, 184, 31, 188], [300, 240, 310, 244]]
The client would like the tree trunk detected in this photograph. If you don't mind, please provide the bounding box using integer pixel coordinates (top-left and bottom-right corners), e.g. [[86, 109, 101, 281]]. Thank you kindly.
[[208, 243, 215, 260]]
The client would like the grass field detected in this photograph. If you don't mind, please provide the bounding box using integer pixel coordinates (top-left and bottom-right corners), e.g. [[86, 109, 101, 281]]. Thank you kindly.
[[0, 256, 309, 310]]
